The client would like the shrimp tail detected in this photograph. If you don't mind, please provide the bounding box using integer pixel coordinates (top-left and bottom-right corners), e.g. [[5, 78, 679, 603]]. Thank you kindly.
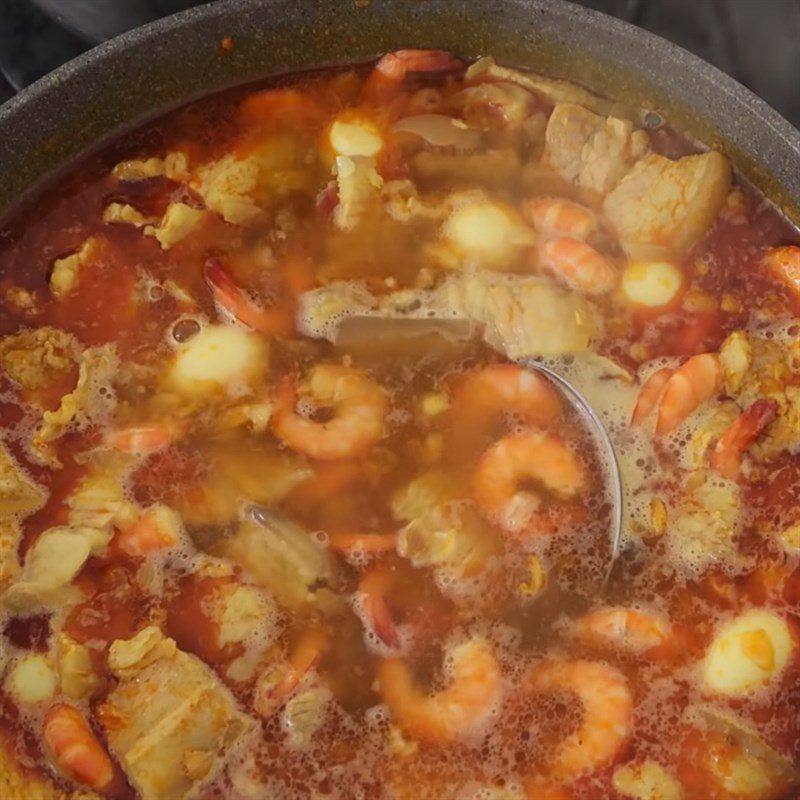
[[655, 353, 722, 435], [710, 398, 778, 479], [358, 566, 401, 648], [630, 367, 673, 427], [363, 49, 463, 103], [43, 704, 114, 791], [204, 257, 292, 336]]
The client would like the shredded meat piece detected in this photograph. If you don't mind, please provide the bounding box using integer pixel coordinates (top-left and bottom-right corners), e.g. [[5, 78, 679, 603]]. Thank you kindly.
[[33, 344, 119, 466], [0, 326, 79, 397]]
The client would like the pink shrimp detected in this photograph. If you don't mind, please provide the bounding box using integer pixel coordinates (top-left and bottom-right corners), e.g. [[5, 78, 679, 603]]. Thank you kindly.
[[115, 505, 181, 557], [204, 257, 293, 336], [575, 606, 672, 658], [709, 398, 779, 479], [357, 564, 402, 648], [523, 197, 598, 241], [764, 244, 800, 303], [630, 367, 674, 427], [473, 431, 586, 535], [271, 364, 387, 460], [43, 704, 114, 791], [452, 363, 563, 435], [104, 423, 176, 455], [327, 531, 397, 555], [656, 353, 723, 435], [537, 237, 617, 295], [254, 628, 327, 716], [363, 49, 464, 104], [378, 637, 502, 743], [525, 659, 633, 780]]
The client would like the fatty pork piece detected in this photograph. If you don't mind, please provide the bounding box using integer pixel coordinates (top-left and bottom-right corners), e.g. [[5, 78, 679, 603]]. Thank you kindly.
[[542, 103, 650, 195], [465, 57, 645, 123], [222, 511, 341, 612], [297, 273, 595, 359], [441, 271, 596, 357], [103, 626, 257, 800], [603, 150, 731, 259]]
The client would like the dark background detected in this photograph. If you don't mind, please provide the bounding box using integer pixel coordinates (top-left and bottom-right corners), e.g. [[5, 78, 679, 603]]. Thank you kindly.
[[1, 0, 799, 128]]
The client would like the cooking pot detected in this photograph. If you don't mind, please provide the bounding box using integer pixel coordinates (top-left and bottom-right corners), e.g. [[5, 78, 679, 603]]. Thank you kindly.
[[28, 0, 201, 44], [0, 0, 799, 224]]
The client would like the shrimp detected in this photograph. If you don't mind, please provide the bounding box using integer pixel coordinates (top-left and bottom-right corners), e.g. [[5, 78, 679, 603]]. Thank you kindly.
[[473, 431, 586, 534], [327, 531, 397, 555], [271, 364, 387, 460], [630, 367, 673, 427], [204, 257, 293, 336], [357, 563, 403, 648], [537, 237, 617, 295], [378, 637, 502, 743], [105, 423, 176, 455], [254, 628, 327, 716], [115, 504, 181, 556], [575, 606, 672, 658], [709, 398, 778, 479], [525, 659, 633, 780], [452, 364, 563, 436], [43, 704, 114, 791], [655, 353, 723, 435], [763, 244, 800, 303], [524, 778, 572, 800], [523, 197, 598, 241], [363, 49, 464, 104]]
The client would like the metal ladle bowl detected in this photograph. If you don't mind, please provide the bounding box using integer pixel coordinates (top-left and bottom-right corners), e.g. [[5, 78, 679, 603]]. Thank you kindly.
[[521, 360, 624, 583]]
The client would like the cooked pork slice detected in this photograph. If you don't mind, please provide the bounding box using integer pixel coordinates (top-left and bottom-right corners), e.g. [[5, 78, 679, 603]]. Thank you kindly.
[[104, 626, 257, 800], [603, 151, 731, 259]]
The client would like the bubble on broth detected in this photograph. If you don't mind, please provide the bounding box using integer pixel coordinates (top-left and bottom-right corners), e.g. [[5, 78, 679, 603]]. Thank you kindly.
[[311, 529, 329, 547], [169, 314, 206, 344]]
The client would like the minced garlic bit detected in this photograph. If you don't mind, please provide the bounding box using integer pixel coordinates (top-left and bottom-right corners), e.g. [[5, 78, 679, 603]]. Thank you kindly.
[[650, 497, 668, 536]]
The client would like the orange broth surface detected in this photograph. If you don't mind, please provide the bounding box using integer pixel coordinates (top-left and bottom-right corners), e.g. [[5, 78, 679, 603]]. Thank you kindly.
[[0, 52, 798, 800]]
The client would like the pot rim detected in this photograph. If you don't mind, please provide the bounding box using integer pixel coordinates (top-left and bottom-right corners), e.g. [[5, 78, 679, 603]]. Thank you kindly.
[[0, 0, 798, 218]]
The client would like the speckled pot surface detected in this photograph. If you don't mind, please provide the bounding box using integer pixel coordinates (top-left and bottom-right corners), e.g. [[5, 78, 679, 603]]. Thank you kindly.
[[0, 0, 798, 222]]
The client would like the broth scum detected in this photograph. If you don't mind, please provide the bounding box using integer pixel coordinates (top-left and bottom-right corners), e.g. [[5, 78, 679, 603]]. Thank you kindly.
[[0, 50, 799, 800]]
